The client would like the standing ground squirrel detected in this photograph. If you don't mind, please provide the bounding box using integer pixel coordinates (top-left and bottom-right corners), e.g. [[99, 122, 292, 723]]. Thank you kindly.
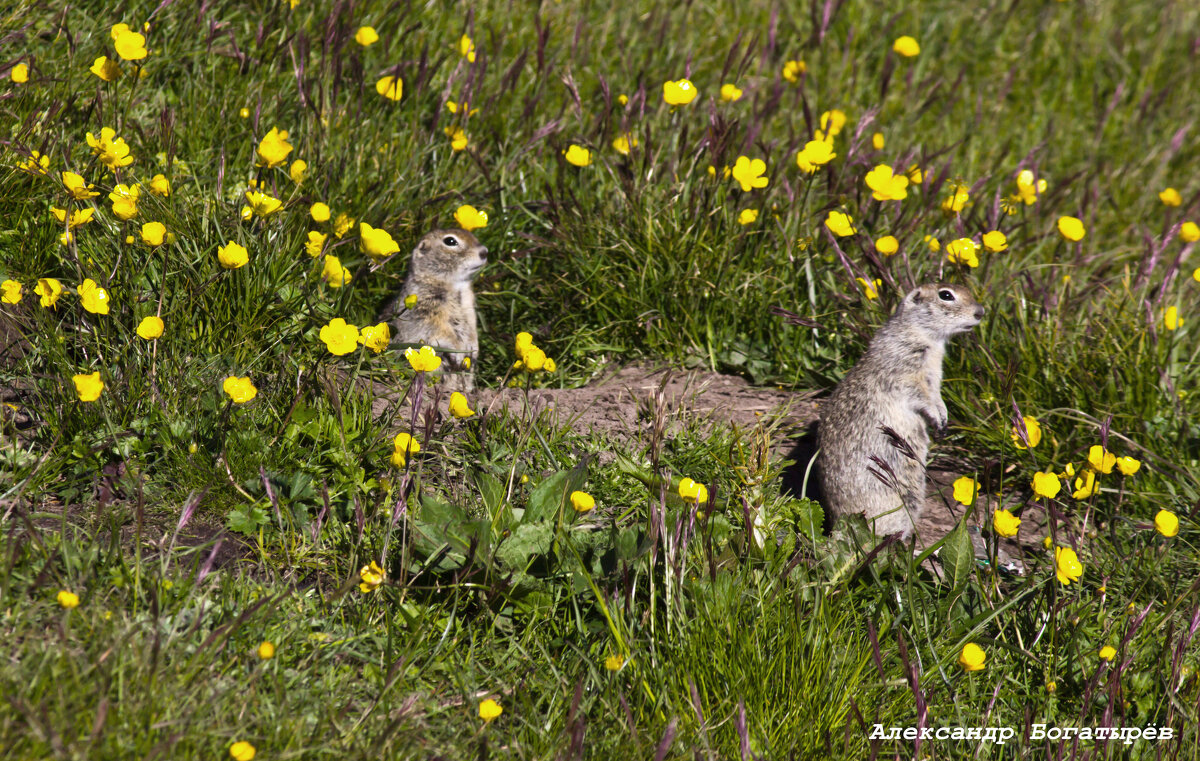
[[817, 283, 984, 538], [379, 229, 488, 391]]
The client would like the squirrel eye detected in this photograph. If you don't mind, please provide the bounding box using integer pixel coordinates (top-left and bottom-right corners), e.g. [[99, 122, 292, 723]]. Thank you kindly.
[[443, 236, 459, 247], [938, 289, 956, 302]]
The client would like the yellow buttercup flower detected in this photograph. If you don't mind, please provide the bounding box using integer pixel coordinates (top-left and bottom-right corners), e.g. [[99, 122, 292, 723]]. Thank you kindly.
[[51, 207, 95, 229], [391, 433, 419, 467], [1011, 415, 1041, 449], [113, 27, 148, 61], [993, 509, 1021, 538], [1057, 216, 1085, 242], [662, 79, 698, 106], [945, 238, 980, 268], [20, 151, 50, 175], [731, 156, 768, 192], [1013, 169, 1046, 205], [306, 230, 328, 258], [141, 221, 166, 246], [924, 235, 940, 252], [1159, 188, 1182, 207], [78, 278, 110, 315], [357, 322, 390, 353], [1087, 445, 1116, 474], [678, 477, 708, 504], [405, 345, 442, 372], [782, 59, 806, 82], [719, 83, 742, 102], [136, 316, 164, 340], [454, 205, 488, 231], [376, 75, 402, 101], [444, 126, 468, 151], [570, 491, 595, 512], [1180, 221, 1200, 242], [875, 235, 898, 255], [612, 134, 637, 155], [355, 26, 379, 46], [958, 643, 985, 672], [872, 132, 885, 150], [737, 209, 758, 225], [86, 127, 134, 170], [1115, 456, 1140, 476], [448, 392, 475, 419], [359, 560, 385, 592], [478, 699, 502, 722], [321, 254, 351, 288], [90, 56, 121, 81], [1031, 471, 1061, 499], [1071, 469, 1098, 499], [1155, 509, 1179, 537], [893, 35, 920, 57], [333, 213, 355, 238], [1163, 306, 1182, 331], [359, 222, 400, 262], [245, 190, 283, 217], [310, 202, 331, 222], [982, 231, 1007, 253], [11, 63, 29, 83], [148, 174, 170, 196], [907, 165, 924, 184], [73, 372, 104, 402], [255, 127, 292, 168], [564, 144, 592, 167], [289, 160, 306, 184], [824, 210, 855, 237], [1098, 646, 1116, 661], [818, 109, 847, 137], [951, 476, 978, 506], [320, 318, 360, 356], [856, 277, 881, 300], [229, 742, 255, 761], [110, 183, 140, 219], [1, 280, 22, 304], [218, 241, 249, 269], [222, 376, 257, 404], [257, 641, 275, 659], [942, 183, 970, 213], [57, 590, 80, 608], [1054, 546, 1083, 585], [795, 139, 836, 173], [604, 654, 625, 672], [865, 165, 908, 201], [458, 34, 476, 62], [35, 278, 64, 308], [62, 171, 99, 199]]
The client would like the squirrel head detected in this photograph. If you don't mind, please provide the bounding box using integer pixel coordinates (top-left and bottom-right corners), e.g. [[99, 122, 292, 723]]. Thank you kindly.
[[900, 283, 985, 340], [410, 228, 489, 284]]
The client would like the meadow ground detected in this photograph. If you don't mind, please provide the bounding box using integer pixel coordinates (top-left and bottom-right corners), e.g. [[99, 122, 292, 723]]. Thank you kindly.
[[2, 0, 1200, 758]]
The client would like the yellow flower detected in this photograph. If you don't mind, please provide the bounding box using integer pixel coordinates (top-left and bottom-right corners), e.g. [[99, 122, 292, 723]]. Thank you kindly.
[[1011, 416, 1042, 449], [924, 235, 940, 252], [564, 144, 592, 167], [818, 109, 847, 137], [478, 699, 502, 722], [35, 278, 64, 308], [1, 280, 22, 304], [355, 26, 379, 46], [978, 230, 1007, 252], [359, 222, 400, 262], [993, 509, 1021, 538], [11, 62, 29, 83], [1155, 509, 1179, 538], [443, 126, 469, 151], [333, 213, 355, 238], [310, 202, 331, 222], [893, 35, 920, 57], [719, 83, 742, 102], [358, 560, 384, 592], [856, 277, 881, 300], [795, 139, 836, 173], [73, 371, 104, 402], [321, 255, 351, 288], [113, 28, 148, 61], [51, 207, 95, 229], [391, 433, 419, 467], [376, 75, 402, 101], [1057, 216, 1085, 242], [57, 590, 80, 608], [515, 332, 533, 355], [458, 34, 476, 62], [62, 171, 99, 199], [1071, 469, 1098, 499], [612, 134, 637, 155], [872, 132, 885, 150], [1099, 645, 1116, 661], [1163, 305, 1182, 331], [874, 235, 899, 256], [218, 241, 249, 269], [737, 209, 758, 225], [148, 174, 170, 196], [942, 183, 970, 213], [454, 205, 488, 231], [952, 476, 979, 506], [257, 641, 275, 659], [958, 643, 985, 672], [289, 160, 307, 184], [907, 165, 924, 184], [604, 654, 625, 672], [300, 231, 327, 260], [782, 60, 806, 82], [570, 491, 595, 512], [320, 318, 360, 356], [1159, 188, 1182, 207], [1031, 471, 1061, 499], [731, 156, 768, 192], [824, 210, 855, 237], [678, 477, 708, 504], [521, 345, 546, 371], [90, 56, 121, 81], [136, 316, 164, 340], [20, 151, 50, 175], [1115, 456, 1140, 476], [404, 294, 418, 309], [707, 165, 731, 179], [617, 94, 628, 105], [78, 278, 111, 315], [229, 742, 255, 761], [110, 183, 140, 219], [86, 127, 134, 170], [1054, 546, 1083, 585], [1087, 445, 1116, 474], [1180, 221, 1200, 242], [945, 238, 980, 268], [448, 392, 475, 419], [141, 221, 166, 246], [865, 165, 908, 201], [222, 376, 258, 404], [255, 127, 292, 168], [1013, 169, 1047, 205], [357, 322, 390, 353], [662, 79, 698, 106], [245, 190, 283, 217], [239, 107, 250, 118], [405, 345, 442, 372]]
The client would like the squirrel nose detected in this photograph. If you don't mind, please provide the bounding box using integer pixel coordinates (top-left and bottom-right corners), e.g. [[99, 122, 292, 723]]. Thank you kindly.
[[478, 246, 488, 261], [975, 306, 985, 319]]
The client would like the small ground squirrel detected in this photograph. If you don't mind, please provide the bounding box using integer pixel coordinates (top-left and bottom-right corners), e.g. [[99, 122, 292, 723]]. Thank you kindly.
[[379, 228, 488, 391], [817, 283, 984, 538]]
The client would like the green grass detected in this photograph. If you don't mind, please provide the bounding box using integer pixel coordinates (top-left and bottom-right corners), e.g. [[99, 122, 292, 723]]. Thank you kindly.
[[3, 0, 1200, 757]]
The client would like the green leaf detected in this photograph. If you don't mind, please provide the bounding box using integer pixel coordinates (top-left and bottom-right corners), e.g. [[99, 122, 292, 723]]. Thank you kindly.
[[474, 471, 505, 516], [939, 519, 975, 589], [226, 505, 269, 536], [525, 462, 588, 524], [495, 522, 555, 571]]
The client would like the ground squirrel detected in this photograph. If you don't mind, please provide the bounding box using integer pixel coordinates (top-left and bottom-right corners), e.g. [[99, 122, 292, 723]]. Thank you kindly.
[[817, 283, 984, 538], [379, 229, 488, 391]]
